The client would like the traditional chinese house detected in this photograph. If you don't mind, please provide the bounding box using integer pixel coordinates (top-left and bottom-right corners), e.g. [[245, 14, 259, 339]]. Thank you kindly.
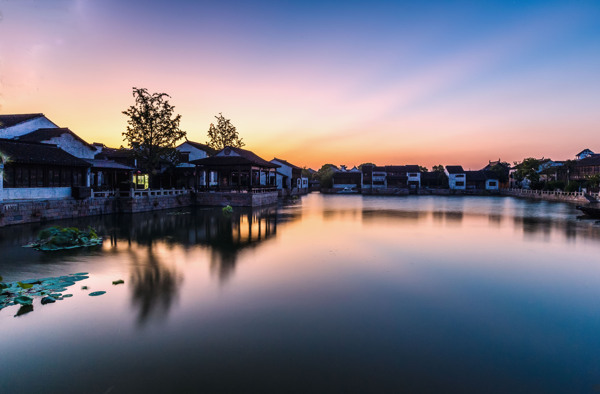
[[191, 146, 279, 192]]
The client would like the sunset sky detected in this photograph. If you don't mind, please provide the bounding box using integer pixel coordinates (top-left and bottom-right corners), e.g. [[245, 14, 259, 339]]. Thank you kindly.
[[1, 0, 599, 169]]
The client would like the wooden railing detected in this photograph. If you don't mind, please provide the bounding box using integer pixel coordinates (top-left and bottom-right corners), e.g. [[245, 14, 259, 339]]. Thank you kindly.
[[197, 186, 278, 193]]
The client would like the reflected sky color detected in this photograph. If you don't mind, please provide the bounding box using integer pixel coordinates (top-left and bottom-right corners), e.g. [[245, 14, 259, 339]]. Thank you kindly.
[[0, 1, 599, 168], [2, 195, 600, 392]]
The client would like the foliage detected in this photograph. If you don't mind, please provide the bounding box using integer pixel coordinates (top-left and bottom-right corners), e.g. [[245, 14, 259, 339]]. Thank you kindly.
[[419, 166, 429, 172], [358, 163, 375, 170], [513, 158, 541, 187], [565, 181, 581, 192], [488, 162, 510, 183], [25, 226, 102, 251], [544, 180, 565, 191], [314, 164, 338, 189], [585, 174, 600, 190], [206, 113, 244, 150], [432, 165, 445, 173], [222, 205, 233, 215], [122, 87, 186, 178], [301, 167, 312, 178]]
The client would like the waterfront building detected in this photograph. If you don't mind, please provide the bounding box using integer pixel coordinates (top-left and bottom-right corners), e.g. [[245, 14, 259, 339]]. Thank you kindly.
[[332, 166, 362, 191], [15, 127, 98, 159], [191, 146, 279, 192], [0, 139, 91, 201], [270, 158, 308, 195], [446, 166, 466, 190]]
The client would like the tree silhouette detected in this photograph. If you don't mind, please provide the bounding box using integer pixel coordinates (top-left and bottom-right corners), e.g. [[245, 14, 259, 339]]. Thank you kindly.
[[122, 87, 186, 181], [206, 113, 244, 150]]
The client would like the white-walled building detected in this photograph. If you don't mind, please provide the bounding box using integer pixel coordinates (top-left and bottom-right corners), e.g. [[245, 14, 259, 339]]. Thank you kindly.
[[0, 114, 58, 139], [446, 166, 466, 190]]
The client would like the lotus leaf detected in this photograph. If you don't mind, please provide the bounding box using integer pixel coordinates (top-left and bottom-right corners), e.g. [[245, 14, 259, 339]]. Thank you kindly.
[[89, 291, 106, 296], [14, 296, 33, 305], [41, 296, 56, 304]]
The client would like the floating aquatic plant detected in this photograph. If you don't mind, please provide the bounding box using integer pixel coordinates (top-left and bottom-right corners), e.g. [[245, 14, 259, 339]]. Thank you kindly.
[[24, 226, 102, 251], [222, 205, 233, 215], [0, 273, 89, 314]]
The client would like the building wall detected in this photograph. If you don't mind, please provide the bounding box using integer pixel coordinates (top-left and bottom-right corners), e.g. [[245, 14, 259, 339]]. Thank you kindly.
[[43, 134, 96, 159], [0, 117, 57, 139], [448, 173, 466, 190], [2, 187, 71, 200], [486, 179, 499, 190], [177, 142, 210, 161], [271, 160, 293, 189]]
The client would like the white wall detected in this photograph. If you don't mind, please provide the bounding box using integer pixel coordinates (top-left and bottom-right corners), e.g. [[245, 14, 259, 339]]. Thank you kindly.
[[0, 117, 58, 139], [177, 142, 211, 161], [2, 187, 71, 200], [448, 173, 466, 190], [43, 134, 96, 159], [271, 160, 293, 189], [486, 179, 499, 190]]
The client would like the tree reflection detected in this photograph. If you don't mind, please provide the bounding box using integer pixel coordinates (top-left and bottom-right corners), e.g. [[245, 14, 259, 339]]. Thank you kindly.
[[128, 245, 182, 326]]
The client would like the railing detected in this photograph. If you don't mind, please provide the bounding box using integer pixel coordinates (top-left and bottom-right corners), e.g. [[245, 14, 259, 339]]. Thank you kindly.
[[92, 188, 191, 198], [503, 188, 600, 199], [197, 186, 278, 193]]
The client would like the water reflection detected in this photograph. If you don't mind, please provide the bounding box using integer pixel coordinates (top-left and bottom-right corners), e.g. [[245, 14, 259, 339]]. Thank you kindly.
[[127, 245, 182, 325]]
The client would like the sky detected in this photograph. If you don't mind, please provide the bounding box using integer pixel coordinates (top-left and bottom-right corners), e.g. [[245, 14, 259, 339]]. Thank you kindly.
[[0, 0, 599, 170]]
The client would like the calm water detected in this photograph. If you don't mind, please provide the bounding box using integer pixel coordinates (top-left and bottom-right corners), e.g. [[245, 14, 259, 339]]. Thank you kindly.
[[2, 194, 600, 393]]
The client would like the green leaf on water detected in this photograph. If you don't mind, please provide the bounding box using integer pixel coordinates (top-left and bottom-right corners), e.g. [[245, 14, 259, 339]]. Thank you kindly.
[[89, 291, 106, 296], [17, 282, 33, 289], [112, 279, 124, 285]]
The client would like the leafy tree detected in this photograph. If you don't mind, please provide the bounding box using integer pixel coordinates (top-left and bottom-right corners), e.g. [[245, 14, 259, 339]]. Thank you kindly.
[[358, 162, 375, 170], [488, 162, 510, 183], [206, 113, 244, 150], [513, 158, 541, 188], [432, 165, 445, 173], [314, 164, 338, 189], [419, 166, 429, 172], [122, 87, 186, 181]]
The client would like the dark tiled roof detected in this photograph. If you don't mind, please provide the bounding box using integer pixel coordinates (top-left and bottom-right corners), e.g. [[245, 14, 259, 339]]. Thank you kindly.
[[272, 157, 302, 170], [84, 159, 135, 170], [421, 171, 447, 181], [0, 113, 46, 128], [446, 165, 464, 174], [405, 165, 420, 173], [191, 146, 279, 168], [96, 147, 133, 160], [16, 128, 94, 149], [466, 170, 498, 181], [182, 140, 217, 156], [0, 139, 90, 167], [576, 148, 594, 156]]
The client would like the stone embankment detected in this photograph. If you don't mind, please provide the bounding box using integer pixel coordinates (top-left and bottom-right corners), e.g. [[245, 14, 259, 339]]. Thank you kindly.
[[501, 188, 599, 204], [0, 194, 193, 227]]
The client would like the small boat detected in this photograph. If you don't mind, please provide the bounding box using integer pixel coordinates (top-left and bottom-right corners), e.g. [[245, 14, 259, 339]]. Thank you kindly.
[[576, 204, 600, 218], [338, 187, 358, 194]]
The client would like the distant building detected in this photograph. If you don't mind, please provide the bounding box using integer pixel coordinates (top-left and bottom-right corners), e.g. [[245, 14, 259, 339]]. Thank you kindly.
[[446, 166, 466, 190], [332, 166, 362, 191], [576, 149, 595, 161], [270, 158, 308, 193]]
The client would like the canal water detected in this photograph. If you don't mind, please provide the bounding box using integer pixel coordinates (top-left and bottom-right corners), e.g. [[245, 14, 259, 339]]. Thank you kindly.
[[2, 194, 600, 393]]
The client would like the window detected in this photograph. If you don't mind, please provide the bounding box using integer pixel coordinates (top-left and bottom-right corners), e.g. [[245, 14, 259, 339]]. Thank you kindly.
[[489, 181, 497, 187], [456, 174, 465, 178], [456, 181, 465, 187]]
